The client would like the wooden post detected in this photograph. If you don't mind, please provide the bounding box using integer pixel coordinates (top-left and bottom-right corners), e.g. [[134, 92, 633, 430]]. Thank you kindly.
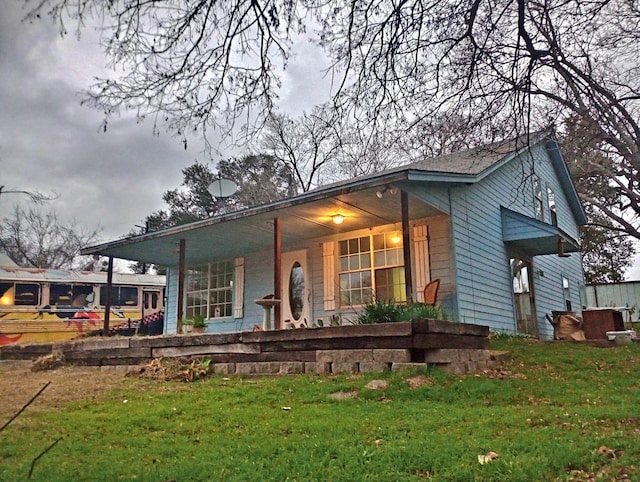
[[103, 256, 113, 335], [177, 239, 186, 334], [274, 217, 282, 329], [401, 190, 414, 304]]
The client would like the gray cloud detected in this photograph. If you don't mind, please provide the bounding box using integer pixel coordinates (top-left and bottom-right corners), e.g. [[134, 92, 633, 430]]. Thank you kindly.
[[1, 4, 203, 242]]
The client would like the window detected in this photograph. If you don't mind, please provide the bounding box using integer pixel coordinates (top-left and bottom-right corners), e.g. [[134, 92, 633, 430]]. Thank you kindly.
[[339, 232, 405, 306], [547, 187, 557, 226], [50, 284, 93, 306], [99, 286, 139, 306], [144, 292, 159, 310], [533, 175, 544, 221], [185, 260, 234, 319], [562, 276, 572, 311], [0, 283, 40, 306]]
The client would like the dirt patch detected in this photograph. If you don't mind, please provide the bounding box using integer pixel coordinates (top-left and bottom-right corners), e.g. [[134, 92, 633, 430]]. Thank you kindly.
[[0, 361, 129, 421]]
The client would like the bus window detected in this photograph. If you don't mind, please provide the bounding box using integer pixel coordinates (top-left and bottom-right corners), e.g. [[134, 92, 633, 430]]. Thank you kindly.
[[51, 284, 94, 306], [144, 291, 161, 311], [0, 283, 39, 306], [51, 284, 73, 304], [100, 286, 139, 306]]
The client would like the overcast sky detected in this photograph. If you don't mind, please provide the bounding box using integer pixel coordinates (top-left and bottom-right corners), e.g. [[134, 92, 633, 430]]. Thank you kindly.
[[0, 3, 330, 243], [2, 3, 639, 280]]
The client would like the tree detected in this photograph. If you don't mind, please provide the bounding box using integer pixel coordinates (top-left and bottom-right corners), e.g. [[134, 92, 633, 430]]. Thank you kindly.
[[27, 1, 640, 242], [129, 154, 292, 273], [158, 162, 221, 226], [140, 155, 292, 234], [0, 205, 101, 269], [217, 154, 294, 206], [562, 117, 636, 283], [0, 185, 57, 204], [260, 107, 343, 192], [580, 215, 635, 285]]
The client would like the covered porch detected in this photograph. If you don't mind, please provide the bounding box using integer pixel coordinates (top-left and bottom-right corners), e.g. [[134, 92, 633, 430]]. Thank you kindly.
[[82, 176, 455, 334]]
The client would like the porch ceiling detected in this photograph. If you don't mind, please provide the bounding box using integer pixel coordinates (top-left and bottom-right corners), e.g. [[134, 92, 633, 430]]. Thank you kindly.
[[84, 186, 443, 266]]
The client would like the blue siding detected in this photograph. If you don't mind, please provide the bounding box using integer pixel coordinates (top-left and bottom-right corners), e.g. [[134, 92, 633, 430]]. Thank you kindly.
[[405, 183, 452, 214], [161, 141, 584, 339], [449, 143, 584, 337]]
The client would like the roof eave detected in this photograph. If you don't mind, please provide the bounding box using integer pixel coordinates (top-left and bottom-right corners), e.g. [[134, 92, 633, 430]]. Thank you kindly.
[[81, 170, 411, 256]]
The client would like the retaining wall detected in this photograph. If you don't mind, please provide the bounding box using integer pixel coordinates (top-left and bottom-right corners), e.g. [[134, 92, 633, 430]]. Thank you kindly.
[[0, 319, 496, 375]]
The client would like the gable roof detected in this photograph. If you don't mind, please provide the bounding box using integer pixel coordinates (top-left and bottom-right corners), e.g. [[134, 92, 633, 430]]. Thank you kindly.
[[81, 130, 585, 265]]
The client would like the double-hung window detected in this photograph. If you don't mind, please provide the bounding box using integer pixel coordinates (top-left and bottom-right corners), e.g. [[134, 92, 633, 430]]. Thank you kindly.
[[533, 175, 544, 221], [547, 187, 557, 226], [185, 260, 234, 319], [338, 232, 405, 306]]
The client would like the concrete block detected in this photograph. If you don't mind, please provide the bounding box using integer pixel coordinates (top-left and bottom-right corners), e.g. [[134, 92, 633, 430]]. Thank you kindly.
[[278, 362, 305, 375], [316, 349, 374, 363], [304, 362, 331, 374], [213, 363, 236, 375], [69, 338, 130, 351], [438, 362, 468, 375], [468, 350, 491, 362], [331, 362, 359, 374], [359, 362, 390, 373], [235, 362, 281, 375], [391, 362, 429, 372], [424, 349, 468, 363], [372, 349, 411, 363]]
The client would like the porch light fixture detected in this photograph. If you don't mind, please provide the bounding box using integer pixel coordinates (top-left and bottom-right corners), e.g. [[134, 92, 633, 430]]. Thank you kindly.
[[390, 232, 402, 244], [376, 185, 398, 198], [332, 214, 345, 225]]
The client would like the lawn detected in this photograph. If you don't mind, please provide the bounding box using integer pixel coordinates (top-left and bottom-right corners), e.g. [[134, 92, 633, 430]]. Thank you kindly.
[[1, 338, 639, 481]]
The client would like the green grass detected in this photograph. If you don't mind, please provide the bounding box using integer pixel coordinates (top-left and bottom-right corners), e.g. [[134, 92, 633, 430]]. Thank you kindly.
[[2, 339, 640, 481]]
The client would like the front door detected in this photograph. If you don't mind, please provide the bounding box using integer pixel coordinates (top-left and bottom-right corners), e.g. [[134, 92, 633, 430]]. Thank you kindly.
[[281, 250, 311, 328], [511, 258, 539, 337]]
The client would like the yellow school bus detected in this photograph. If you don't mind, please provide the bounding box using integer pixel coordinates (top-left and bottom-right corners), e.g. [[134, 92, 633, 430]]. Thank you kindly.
[[0, 267, 165, 345]]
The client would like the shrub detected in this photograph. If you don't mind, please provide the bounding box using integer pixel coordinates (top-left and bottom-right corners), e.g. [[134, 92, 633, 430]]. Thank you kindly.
[[354, 299, 447, 324]]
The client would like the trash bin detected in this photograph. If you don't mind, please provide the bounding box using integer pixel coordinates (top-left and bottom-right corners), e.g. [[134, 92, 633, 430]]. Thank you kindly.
[[582, 309, 624, 340]]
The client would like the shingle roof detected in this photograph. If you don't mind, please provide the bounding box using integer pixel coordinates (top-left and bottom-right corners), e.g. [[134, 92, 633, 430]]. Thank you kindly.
[[315, 130, 550, 191]]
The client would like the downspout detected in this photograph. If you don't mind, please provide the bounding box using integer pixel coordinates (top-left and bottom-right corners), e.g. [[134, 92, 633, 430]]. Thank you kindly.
[[401, 190, 414, 304]]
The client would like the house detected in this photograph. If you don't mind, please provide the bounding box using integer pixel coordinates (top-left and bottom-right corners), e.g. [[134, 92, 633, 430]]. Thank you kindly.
[[82, 130, 587, 339]]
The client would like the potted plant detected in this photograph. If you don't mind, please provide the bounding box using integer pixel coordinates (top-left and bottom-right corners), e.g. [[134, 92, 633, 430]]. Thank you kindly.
[[181, 314, 208, 334], [191, 314, 207, 334]]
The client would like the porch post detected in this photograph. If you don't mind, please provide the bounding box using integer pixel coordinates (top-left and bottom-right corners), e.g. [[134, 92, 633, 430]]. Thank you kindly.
[[274, 217, 282, 328], [103, 256, 113, 335], [177, 239, 186, 334], [401, 190, 414, 303]]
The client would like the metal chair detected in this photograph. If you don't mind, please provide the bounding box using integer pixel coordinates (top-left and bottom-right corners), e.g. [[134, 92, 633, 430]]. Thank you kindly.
[[423, 279, 440, 305]]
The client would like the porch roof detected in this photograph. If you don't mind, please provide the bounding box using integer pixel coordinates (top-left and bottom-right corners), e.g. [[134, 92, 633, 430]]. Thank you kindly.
[[82, 175, 443, 266], [82, 130, 585, 266], [501, 207, 581, 256]]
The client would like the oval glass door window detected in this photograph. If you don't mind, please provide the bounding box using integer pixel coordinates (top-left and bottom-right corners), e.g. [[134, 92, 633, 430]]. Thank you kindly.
[[289, 261, 305, 321]]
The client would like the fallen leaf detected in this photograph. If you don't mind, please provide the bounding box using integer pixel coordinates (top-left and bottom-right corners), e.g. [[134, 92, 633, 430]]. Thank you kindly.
[[415, 469, 431, 478], [478, 451, 499, 464], [365, 379, 389, 390]]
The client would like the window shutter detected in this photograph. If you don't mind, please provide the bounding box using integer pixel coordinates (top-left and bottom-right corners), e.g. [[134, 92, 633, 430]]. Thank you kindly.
[[233, 257, 245, 318], [413, 225, 430, 302], [322, 242, 335, 311]]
